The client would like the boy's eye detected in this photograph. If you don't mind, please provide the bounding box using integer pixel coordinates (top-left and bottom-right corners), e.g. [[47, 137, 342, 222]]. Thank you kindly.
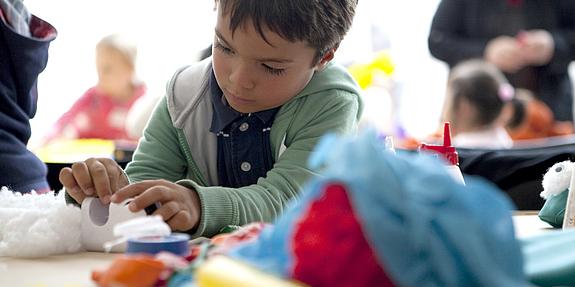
[[262, 64, 286, 76], [214, 42, 234, 55]]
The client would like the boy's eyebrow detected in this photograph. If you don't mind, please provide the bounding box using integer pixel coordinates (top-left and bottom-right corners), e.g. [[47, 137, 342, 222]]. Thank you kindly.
[[215, 30, 234, 50], [214, 29, 293, 64], [255, 56, 293, 64]]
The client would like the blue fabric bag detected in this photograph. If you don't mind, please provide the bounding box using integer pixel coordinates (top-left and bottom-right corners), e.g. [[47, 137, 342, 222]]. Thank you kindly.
[[229, 130, 528, 286]]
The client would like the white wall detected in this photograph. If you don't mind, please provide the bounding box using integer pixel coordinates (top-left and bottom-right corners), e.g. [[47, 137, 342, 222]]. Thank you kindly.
[[338, 0, 447, 138]]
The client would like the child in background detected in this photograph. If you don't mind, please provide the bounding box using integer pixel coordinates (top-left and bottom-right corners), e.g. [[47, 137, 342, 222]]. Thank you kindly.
[[60, 0, 362, 238], [441, 60, 514, 149], [44, 34, 145, 144]]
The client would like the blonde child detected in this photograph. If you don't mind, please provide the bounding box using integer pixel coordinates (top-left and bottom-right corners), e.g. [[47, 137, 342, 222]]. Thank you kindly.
[[44, 34, 145, 143]]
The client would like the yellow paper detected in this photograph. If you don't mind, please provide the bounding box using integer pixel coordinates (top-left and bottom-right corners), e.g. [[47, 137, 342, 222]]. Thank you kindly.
[[34, 139, 116, 164], [197, 256, 306, 287]]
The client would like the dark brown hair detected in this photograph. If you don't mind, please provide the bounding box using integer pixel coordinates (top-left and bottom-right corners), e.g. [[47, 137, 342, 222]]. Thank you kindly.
[[446, 60, 510, 128], [216, 0, 357, 64]]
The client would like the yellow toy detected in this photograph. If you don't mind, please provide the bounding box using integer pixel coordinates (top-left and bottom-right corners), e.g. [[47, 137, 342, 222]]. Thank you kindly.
[[347, 50, 394, 90]]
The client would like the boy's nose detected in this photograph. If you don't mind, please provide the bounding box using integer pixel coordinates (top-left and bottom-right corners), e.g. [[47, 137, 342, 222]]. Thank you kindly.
[[229, 63, 255, 90]]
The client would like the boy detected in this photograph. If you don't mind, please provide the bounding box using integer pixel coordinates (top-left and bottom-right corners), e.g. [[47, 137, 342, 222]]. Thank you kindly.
[[60, 0, 362, 238]]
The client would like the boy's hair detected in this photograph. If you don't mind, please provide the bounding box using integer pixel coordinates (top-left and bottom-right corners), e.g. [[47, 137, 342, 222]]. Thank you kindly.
[[216, 0, 357, 65], [446, 59, 510, 128], [96, 34, 138, 68]]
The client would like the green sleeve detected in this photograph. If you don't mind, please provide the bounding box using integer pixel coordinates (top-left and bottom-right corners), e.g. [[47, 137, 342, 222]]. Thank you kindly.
[[180, 90, 360, 237], [125, 97, 191, 183]]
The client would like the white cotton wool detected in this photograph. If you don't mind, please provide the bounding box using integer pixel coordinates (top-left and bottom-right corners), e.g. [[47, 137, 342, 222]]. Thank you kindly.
[[0, 187, 83, 257]]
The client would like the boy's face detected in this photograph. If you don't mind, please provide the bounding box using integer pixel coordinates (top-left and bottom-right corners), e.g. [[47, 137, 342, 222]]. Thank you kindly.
[[212, 9, 331, 113]]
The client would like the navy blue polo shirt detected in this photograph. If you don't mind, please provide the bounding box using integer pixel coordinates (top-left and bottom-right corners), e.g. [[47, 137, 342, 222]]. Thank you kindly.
[[209, 71, 279, 188]]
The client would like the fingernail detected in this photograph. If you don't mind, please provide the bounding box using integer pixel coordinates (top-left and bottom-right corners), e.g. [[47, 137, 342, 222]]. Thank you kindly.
[[128, 202, 137, 211], [110, 194, 118, 202], [85, 188, 95, 196], [101, 195, 111, 205]]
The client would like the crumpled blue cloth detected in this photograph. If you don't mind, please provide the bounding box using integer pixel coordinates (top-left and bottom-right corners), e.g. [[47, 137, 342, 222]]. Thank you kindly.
[[229, 130, 528, 286], [522, 227, 575, 286]]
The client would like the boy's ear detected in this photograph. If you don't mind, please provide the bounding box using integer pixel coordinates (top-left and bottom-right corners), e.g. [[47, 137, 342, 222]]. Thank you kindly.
[[315, 48, 337, 71]]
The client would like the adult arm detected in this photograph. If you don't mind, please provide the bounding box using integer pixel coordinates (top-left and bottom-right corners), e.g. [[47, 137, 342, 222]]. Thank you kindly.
[[428, 0, 488, 67], [542, 0, 575, 75]]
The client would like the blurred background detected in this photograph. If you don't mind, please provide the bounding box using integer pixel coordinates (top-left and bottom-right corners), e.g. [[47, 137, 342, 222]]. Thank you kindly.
[[24, 0, 447, 145], [25, 0, 575, 146]]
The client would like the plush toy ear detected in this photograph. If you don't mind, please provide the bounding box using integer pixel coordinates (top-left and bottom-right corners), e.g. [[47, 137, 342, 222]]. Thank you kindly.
[[541, 160, 574, 199]]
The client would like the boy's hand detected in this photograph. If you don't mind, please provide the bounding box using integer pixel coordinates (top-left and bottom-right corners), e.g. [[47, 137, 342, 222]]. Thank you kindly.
[[59, 158, 129, 205], [111, 180, 201, 232]]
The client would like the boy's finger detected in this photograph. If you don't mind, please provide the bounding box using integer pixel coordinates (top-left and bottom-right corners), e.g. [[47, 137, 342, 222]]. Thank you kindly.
[[107, 165, 128, 194], [59, 167, 85, 203], [152, 201, 178, 222], [59, 167, 76, 189], [127, 185, 169, 212], [113, 180, 163, 203], [70, 162, 95, 196], [66, 185, 86, 205], [85, 159, 112, 204], [167, 211, 193, 232]]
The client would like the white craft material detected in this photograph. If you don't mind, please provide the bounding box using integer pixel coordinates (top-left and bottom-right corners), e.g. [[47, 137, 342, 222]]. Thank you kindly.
[[0, 188, 82, 257], [563, 166, 575, 229], [81, 197, 146, 252]]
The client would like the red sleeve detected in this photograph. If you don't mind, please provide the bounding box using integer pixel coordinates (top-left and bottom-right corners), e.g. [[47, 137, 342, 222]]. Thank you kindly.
[[43, 87, 97, 143]]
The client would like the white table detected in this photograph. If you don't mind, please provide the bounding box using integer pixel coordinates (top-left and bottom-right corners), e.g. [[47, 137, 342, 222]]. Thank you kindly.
[[0, 213, 556, 287], [0, 252, 116, 287], [512, 211, 554, 238]]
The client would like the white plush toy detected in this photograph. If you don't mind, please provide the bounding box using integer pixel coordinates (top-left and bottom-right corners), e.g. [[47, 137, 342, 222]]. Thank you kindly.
[[541, 160, 574, 200]]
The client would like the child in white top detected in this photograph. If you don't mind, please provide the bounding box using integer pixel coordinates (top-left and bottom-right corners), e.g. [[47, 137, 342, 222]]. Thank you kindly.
[[441, 59, 514, 149]]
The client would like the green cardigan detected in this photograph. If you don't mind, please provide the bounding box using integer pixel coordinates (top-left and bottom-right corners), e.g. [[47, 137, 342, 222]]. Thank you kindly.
[[124, 59, 362, 237]]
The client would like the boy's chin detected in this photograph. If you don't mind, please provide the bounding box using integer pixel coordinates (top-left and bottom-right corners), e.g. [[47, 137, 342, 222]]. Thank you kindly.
[[229, 104, 260, 114], [229, 102, 284, 114]]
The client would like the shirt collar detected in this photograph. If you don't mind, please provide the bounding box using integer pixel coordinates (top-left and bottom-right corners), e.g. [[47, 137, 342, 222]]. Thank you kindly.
[[209, 70, 279, 133], [210, 71, 240, 133]]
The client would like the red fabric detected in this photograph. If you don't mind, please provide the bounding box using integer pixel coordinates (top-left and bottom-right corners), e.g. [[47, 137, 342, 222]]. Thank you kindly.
[[45, 84, 145, 143], [29, 15, 57, 39], [291, 183, 395, 287], [508, 0, 523, 7]]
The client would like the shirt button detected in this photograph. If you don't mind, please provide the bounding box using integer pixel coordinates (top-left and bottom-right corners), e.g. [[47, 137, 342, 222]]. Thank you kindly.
[[239, 122, 249, 132], [240, 162, 251, 172]]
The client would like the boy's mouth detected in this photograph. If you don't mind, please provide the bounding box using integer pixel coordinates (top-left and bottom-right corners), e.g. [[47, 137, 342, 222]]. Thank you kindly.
[[224, 89, 256, 104]]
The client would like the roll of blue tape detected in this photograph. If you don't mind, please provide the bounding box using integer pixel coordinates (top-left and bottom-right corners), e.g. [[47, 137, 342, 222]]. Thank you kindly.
[[126, 233, 190, 256]]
